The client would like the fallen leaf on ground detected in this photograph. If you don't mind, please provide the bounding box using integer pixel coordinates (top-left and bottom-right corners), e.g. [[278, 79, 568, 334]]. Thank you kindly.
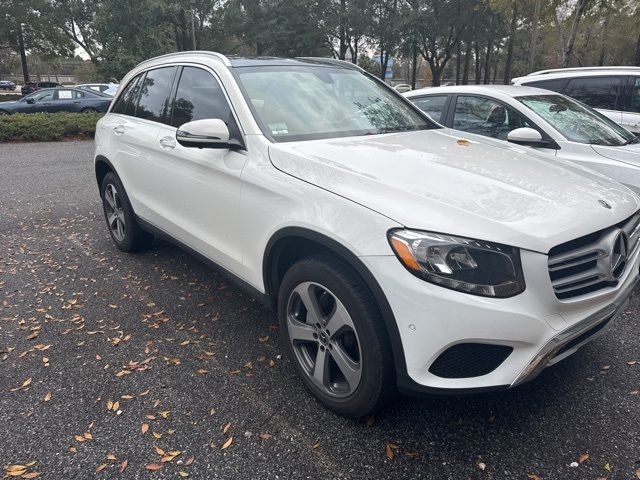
[[145, 464, 162, 471], [221, 437, 233, 449]]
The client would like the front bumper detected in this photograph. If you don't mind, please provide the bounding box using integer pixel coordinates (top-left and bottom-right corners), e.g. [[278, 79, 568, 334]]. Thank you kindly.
[[361, 246, 639, 395]]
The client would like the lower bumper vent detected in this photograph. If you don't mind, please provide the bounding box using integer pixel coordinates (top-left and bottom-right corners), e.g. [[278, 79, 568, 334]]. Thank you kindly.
[[429, 343, 513, 379]]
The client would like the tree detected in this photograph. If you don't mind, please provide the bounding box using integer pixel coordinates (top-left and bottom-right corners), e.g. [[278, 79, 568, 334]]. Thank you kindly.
[[562, 0, 591, 67], [409, 0, 474, 86]]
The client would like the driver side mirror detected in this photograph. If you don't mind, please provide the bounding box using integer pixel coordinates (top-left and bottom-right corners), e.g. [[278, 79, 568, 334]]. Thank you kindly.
[[507, 127, 548, 147], [25, 97, 35, 104], [176, 119, 231, 149]]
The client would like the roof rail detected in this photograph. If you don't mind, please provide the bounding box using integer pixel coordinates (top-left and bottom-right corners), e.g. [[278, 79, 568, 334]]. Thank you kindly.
[[296, 57, 363, 71], [528, 66, 640, 76], [136, 51, 231, 68]]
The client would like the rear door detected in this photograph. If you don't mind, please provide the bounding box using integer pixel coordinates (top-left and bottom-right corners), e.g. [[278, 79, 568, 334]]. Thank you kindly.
[[107, 66, 178, 221], [149, 65, 248, 273]]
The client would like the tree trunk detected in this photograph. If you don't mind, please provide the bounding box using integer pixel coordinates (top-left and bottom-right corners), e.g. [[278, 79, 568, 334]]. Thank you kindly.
[[562, 0, 590, 67], [598, 9, 610, 66], [528, 0, 541, 72], [474, 42, 481, 84], [503, 0, 518, 84], [17, 23, 29, 83], [380, 51, 388, 81], [483, 37, 493, 84], [455, 41, 461, 85], [411, 40, 418, 89], [431, 66, 441, 87], [636, 32, 640, 66], [462, 42, 471, 85]]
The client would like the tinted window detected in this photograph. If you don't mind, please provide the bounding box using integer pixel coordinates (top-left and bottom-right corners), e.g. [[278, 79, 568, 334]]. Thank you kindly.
[[524, 78, 567, 92], [112, 75, 142, 115], [171, 67, 232, 128], [563, 76, 621, 110], [411, 95, 447, 122], [29, 90, 55, 102], [135, 67, 176, 124], [453, 95, 533, 140], [629, 77, 640, 113]]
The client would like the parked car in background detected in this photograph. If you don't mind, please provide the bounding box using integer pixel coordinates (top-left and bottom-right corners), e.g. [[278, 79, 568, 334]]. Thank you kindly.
[[0, 87, 112, 114], [0, 80, 16, 91], [393, 83, 412, 93], [21, 81, 63, 96], [77, 83, 120, 96], [405, 85, 640, 190], [94, 52, 640, 417], [511, 67, 640, 136]]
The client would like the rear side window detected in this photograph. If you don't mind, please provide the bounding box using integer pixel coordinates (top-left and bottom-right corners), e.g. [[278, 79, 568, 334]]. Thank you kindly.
[[171, 67, 232, 128], [411, 95, 447, 122], [112, 75, 142, 115], [562, 76, 621, 110], [629, 77, 640, 113], [56, 89, 83, 100], [135, 67, 177, 124], [523, 78, 567, 92]]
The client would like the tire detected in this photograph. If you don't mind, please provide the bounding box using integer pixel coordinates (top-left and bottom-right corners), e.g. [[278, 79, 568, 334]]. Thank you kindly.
[[0, 110, 9, 115], [278, 254, 395, 417], [100, 171, 153, 252], [81, 107, 97, 113]]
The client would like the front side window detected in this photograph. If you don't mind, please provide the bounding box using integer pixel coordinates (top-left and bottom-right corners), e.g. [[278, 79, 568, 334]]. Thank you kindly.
[[452, 95, 533, 140], [518, 94, 636, 146], [28, 90, 54, 102], [234, 65, 435, 142], [171, 67, 232, 128], [563, 76, 621, 110], [411, 95, 448, 122], [135, 67, 177, 124]]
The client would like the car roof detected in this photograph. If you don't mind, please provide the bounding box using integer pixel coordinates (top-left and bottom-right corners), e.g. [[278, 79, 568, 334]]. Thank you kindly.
[[135, 51, 362, 71], [404, 84, 558, 98], [513, 66, 640, 83]]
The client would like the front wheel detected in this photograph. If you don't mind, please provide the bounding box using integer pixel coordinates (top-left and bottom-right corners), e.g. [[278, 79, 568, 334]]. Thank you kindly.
[[278, 254, 395, 417], [81, 107, 98, 113], [100, 172, 153, 252]]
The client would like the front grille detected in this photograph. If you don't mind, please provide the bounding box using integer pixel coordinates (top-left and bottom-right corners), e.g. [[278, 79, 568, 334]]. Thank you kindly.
[[548, 211, 640, 300], [429, 343, 513, 378]]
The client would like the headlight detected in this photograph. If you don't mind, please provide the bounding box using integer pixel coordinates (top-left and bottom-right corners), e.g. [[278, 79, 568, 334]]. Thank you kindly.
[[388, 229, 525, 298]]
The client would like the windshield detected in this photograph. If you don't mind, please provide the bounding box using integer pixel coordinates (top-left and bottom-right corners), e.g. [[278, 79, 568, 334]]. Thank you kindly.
[[234, 65, 436, 142], [517, 94, 637, 146]]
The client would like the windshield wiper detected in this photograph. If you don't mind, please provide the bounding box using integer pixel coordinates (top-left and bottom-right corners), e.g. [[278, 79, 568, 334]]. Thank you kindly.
[[622, 136, 640, 146]]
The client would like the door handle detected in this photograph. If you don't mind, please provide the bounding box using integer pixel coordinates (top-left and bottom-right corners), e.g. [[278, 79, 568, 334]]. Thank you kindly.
[[113, 125, 125, 135], [73, 101, 82, 104], [159, 136, 176, 149]]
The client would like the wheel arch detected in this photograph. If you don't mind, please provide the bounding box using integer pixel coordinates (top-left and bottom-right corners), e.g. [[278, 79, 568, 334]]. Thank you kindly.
[[263, 226, 407, 378], [94, 155, 117, 194]]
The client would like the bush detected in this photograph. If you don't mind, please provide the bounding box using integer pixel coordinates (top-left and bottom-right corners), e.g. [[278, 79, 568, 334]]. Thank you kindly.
[[0, 112, 103, 142], [1, 94, 22, 102]]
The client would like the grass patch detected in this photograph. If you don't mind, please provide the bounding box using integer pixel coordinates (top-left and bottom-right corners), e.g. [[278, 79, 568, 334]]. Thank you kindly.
[[0, 112, 103, 142]]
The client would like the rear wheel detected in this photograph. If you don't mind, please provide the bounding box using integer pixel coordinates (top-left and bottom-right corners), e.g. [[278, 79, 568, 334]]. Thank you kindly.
[[0, 110, 9, 115], [100, 172, 153, 252], [278, 254, 395, 417], [81, 107, 97, 113]]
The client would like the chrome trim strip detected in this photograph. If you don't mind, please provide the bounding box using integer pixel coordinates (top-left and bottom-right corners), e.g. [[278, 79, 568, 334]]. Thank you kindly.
[[512, 274, 638, 386]]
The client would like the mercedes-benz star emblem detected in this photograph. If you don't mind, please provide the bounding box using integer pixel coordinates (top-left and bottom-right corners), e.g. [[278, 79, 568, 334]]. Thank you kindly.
[[609, 231, 628, 280], [599, 199, 612, 209]]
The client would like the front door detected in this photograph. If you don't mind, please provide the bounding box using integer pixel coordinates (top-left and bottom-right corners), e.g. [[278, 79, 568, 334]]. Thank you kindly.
[[149, 65, 248, 275]]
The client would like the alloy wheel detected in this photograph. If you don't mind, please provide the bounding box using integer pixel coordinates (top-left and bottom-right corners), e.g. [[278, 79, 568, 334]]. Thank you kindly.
[[104, 183, 126, 242], [286, 281, 362, 397]]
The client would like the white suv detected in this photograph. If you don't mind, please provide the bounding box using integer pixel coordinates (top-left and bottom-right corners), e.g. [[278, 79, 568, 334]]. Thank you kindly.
[[94, 52, 640, 417], [512, 66, 640, 135]]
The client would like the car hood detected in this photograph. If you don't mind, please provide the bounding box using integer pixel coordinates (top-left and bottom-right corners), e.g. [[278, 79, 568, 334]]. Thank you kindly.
[[268, 129, 639, 253], [591, 143, 640, 167]]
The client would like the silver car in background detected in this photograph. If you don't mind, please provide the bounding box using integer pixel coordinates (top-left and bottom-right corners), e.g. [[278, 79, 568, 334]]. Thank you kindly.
[[405, 85, 640, 191]]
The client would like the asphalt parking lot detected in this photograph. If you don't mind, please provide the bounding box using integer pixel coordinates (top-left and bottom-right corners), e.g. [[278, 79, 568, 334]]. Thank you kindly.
[[1, 141, 639, 480]]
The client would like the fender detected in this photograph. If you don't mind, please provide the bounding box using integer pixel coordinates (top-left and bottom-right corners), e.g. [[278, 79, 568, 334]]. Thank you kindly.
[[262, 226, 408, 381]]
